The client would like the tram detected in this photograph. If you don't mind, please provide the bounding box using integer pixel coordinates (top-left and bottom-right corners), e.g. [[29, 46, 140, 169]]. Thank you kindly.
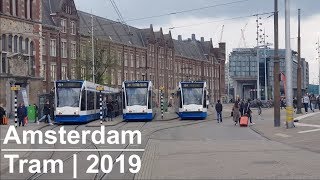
[[174, 81, 208, 120], [54, 80, 119, 123], [122, 81, 156, 121]]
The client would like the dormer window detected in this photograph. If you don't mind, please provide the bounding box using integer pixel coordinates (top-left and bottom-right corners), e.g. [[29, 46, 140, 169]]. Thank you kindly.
[[65, 6, 72, 14]]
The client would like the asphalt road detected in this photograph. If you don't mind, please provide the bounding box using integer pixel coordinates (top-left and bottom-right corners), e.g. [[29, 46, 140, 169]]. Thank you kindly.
[[1, 109, 320, 179]]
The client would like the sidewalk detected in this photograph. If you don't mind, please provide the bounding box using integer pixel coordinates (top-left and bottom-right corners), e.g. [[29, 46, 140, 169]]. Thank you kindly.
[[0, 119, 49, 173], [250, 108, 320, 153]]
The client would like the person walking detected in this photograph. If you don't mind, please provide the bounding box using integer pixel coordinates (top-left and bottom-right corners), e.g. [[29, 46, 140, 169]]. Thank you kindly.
[[38, 101, 53, 125], [107, 100, 114, 121], [0, 104, 5, 124], [244, 99, 254, 125], [293, 97, 297, 113], [310, 94, 317, 112], [17, 103, 27, 126], [232, 101, 241, 126], [280, 98, 286, 110], [34, 104, 38, 122], [317, 96, 320, 110], [239, 99, 245, 116], [303, 94, 310, 114], [257, 99, 262, 115], [102, 97, 107, 121], [215, 100, 223, 123]]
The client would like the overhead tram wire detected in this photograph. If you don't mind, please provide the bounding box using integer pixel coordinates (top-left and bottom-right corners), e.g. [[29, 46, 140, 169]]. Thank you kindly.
[[77, 0, 252, 30], [168, 11, 275, 30], [78, 11, 276, 39]]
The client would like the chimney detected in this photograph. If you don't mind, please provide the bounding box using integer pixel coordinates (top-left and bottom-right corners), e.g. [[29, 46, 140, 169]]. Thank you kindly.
[[191, 34, 196, 41], [178, 35, 182, 41], [201, 37, 204, 42]]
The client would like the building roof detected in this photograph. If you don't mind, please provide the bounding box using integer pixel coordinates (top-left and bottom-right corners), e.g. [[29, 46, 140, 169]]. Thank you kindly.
[[173, 40, 207, 61], [77, 10, 145, 47], [42, 0, 60, 26]]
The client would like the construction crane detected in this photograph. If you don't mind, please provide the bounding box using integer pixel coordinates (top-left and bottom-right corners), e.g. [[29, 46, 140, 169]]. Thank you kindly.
[[109, 0, 131, 35], [219, 25, 224, 43], [238, 22, 248, 48]]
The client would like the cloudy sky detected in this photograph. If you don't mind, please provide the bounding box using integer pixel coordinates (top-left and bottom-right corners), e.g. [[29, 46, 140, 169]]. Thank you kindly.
[[74, 0, 320, 85]]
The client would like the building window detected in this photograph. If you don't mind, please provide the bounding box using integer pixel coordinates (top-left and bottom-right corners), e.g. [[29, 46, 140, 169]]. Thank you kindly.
[[111, 70, 115, 85], [118, 71, 121, 85], [130, 53, 134, 67], [61, 65, 67, 80], [71, 41, 76, 59], [8, 35, 13, 52], [0, 0, 3, 13], [141, 55, 145, 67], [81, 67, 85, 79], [13, 36, 18, 53], [1, 53, 7, 73], [71, 66, 76, 79], [118, 52, 122, 65], [80, 45, 85, 59], [61, 19, 67, 33], [61, 39, 67, 58], [50, 39, 56, 57], [50, 64, 56, 82], [42, 63, 46, 81], [1, 34, 7, 51], [29, 0, 33, 19], [42, 38, 46, 55], [71, 21, 76, 35], [124, 53, 128, 66], [19, 37, 23, 53], [136, 54, 140, 68], [24, 38, 29, 54], [130, 72, 134, 81]]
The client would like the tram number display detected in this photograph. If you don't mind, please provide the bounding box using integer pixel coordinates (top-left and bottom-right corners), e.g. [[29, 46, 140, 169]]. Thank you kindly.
[[125, 82, 148, 88], [56, 82, 82, 88], [181, 83, 203, 88]]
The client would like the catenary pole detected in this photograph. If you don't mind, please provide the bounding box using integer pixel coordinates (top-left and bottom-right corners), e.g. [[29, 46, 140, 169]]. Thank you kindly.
[[264, 28, 268, 101], [256, 15, 261, 100], [91, 14, 95, 83], [285, 0, 294, 128], [273, 0, 281, 127], [297, 9, 302, 114]]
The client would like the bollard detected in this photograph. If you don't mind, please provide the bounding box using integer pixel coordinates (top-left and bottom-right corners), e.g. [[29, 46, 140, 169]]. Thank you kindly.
[[100, 91, 103, 124], [14, 93, 17, 127], [160, 90, 164, 119]]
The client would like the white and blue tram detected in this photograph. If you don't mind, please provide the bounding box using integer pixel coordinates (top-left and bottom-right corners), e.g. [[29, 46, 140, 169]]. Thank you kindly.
[[122, 81, 156, 121], [175, 81, 208, 120], [54, 80, 119, 123]]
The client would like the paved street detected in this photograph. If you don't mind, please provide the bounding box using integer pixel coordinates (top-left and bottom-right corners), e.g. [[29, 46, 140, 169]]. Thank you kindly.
[[1, 106, 320, 179]]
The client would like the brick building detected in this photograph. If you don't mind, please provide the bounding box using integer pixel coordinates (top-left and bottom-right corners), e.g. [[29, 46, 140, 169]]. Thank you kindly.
[[0, 0, 42, 115]]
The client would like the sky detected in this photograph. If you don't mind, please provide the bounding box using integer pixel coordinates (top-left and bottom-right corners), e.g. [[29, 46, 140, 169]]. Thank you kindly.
[[74, 0, 320, 85]]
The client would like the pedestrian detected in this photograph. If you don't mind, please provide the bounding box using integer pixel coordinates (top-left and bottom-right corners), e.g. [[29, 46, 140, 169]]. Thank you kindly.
[[102, 97, 107, 121], [215, 100, 223, 123], [0, 104, 5, 124], [107, 100, 114, 121], [244, 99, 254, 125], [317, 96, 320, 110], [280, 98, 286, 110], [34, 104, 38, 122], [303, 94, 310, 114], [239, 99, 245, 116], [38, 101, 53, 125], [310, 94, 317, 112], [293, 97, 297, 113], [257, 99, 262, 115], [232, 101, 241, 126], [17, 103, 27, 126]]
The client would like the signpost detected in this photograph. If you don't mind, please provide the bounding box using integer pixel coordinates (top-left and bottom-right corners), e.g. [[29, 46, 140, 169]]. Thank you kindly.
[[11, 85, 20, 127], [96, 86, 104, 124], [160, 86, 164, 119]]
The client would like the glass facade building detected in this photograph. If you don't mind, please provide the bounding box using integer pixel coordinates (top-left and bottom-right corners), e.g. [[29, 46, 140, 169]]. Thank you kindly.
[[229, 48, 309, 100]]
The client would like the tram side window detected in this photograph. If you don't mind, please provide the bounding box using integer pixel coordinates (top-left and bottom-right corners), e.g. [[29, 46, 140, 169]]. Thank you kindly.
[[96, 92, 100, 109], [122, 90, 125, 109], [178, 90, 182, 108], [203, 90, 207, 108], [81, 90, 86, 111], [148, 90, 151, 109], [87, 91, 95, 110]]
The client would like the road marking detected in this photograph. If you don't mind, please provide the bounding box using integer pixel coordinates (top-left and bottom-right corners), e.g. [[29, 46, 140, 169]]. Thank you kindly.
[[294, 112, 320, 121], [298, 128, 320, 134], [295, 122, 320, 128], [0, 149, 145, 152], [275, 133, 291, 138]]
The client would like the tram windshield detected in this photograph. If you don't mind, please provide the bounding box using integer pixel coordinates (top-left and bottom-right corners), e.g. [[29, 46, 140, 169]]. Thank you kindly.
[[182, 87, 203, 105], [57, 87, 81, 107], [125, 88, 148, 106]]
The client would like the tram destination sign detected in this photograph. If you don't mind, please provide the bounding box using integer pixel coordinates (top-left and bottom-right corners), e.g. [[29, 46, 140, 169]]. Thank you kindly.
[[56, 82, 82, 88], [125, 82, 148, 88], [182, 83, 203, 88]]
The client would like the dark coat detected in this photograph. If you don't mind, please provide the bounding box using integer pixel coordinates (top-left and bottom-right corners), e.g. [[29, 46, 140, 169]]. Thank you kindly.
[[17, 106, 27, 119], [43, 104, 50, 115], [244, 102, 252, 115], [107, 102, 113, 113], [0, 106, 5, 118], [215, 103, 223, 113]]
